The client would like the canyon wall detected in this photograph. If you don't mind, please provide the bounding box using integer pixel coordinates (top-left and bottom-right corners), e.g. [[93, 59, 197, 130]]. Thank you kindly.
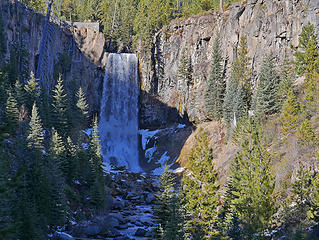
[[0, 1, 106, 114], [139, 0, 319, 127]]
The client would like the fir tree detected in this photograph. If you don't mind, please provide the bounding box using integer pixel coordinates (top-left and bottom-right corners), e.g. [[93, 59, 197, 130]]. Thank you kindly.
[[27, 102, 44, 150], [232, 36, 251, 108], [293, 22, 319, 104], [205, 34, 225, 120], [223, 76, 239, 124], [177, 49, 193, 88], [255, 53, 280, 117], [153, 166, 185, 239], [14, 79, 26, 107], [52, 75, 69, 136], [298, 119, 318, 146], [229, 117, 276, 238], [88, 116, 105, 208], [24, 72, 41, 111], [5, 90, 19, 125], [277, 56, 295, 108], [50, 128, 68, 177], [279, 89, 300, 136], [182, 127, 220, 238], [76, 87, 89, 128]]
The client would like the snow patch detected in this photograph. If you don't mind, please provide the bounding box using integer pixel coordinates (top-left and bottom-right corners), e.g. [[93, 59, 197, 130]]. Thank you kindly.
[[177, 124, 186, 129], [138, 129, 160, 150], [158, 151, 170, 165], [173, 167, 186, 173], [145, 146, 157, 163]]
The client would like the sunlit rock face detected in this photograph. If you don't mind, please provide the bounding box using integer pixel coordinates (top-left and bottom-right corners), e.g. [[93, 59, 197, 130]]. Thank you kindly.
[[99, 53, 140, 172]]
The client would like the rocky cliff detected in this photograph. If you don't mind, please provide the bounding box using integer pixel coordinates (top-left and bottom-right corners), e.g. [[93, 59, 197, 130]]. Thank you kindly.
[[0, 0, 107, 114], [140, 0, 319, 127]]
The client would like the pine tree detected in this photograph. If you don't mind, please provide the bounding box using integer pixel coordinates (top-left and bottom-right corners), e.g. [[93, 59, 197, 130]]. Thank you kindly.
[[50, 128, 68, 177], [76, 87, 89, 128], [14, 79, 26, 107], [255, 53, 280, 117], [279, 89, 300, 136], [277, 56, 295, 108], [205, 34, 225, 120], [24, 72, 41, 111], [66, 136, 78, 183], [223, 76, 239, 124], [88, 116, 105, 208], [232, 36, 251, 108], [52, 75, 69, 136], [182, 127, 220, 238], [293, 22, 319, 104], [153, 166, 185, 239], [27, 102, 44, 150], [229, 117, 276, 238], [5, 90, 19, 125], [298, 119, 318, 146], [177, 49, 193, 88]]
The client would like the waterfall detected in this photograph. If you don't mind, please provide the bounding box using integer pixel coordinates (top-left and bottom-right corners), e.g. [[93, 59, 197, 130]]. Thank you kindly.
[[99, 53, 140, 172]]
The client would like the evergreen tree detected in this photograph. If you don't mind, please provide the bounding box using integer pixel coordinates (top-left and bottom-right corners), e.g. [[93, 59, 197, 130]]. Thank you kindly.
[[14, 79, 26, 107], [24, 72, 41, 111], [177, 49, 193, 88], [5, 91, 19, 126], [88, 116, 105, 208], [205, 35, 225, 120], [76, 87, 89, 128], [27, 102, 44, 150], [182, 128, 220, 238], [223, 76, 239, 124], [229, 117, 276, 238], [279, 89, 300, 136], [255, 53, 280, 117], [232, 36, 251, 108], [298, 119, 318, 146], [50, 128, 68, 177], [52, 75, 69, 136], [278, 56, 295, 108], [153, 166, 185, 239], [293, 22, 319, 104]]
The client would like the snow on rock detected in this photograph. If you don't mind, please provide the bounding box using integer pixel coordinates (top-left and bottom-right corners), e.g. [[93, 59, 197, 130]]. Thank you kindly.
[[138, 129, 160, 150], [177, 124, 186, 129], [158, 151, 170, 165], [145, 146, 157, 163]]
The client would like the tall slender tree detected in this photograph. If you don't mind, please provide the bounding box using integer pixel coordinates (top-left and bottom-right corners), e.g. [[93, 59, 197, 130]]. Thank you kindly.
[[205, 34, 225, 120], [27, 103, 44, 150]]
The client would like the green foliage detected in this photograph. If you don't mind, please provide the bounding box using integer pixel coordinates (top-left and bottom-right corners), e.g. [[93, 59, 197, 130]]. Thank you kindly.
[[277, 56, 295, 108], [297, 119, 318, 146], [27, 102, 44, 150], [228, 118, 276, 238], [177, 49, 193, 88], [279, 89, 300, 136], [21, 0, 46, 13], [153, 166, 185, 239], [76, 87, 89, 128], [5, 91, 19, 126], [223, 76, 238, 124], [24, 72, 41, 111], [205, 35, 225, 120], [255, 53, 280, 117], [52, 75, 69, 136], [182, 127, 220, 238]]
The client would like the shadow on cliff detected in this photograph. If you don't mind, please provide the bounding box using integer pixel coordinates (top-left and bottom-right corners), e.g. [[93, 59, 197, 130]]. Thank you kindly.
[[138, 90, 195, 173]]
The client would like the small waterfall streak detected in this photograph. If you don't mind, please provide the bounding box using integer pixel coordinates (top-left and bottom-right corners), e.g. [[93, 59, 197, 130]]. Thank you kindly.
[[99, 53, 140, 172]]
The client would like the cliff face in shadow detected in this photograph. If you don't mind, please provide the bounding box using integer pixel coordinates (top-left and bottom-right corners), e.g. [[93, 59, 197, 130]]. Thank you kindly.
[[139, 0, 319, 127], [0, 1, 107, 114]]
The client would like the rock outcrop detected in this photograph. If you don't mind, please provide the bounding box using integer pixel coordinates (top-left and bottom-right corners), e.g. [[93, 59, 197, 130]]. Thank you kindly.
[[139, 0, 319, 127], [0, 1, 107, 114]]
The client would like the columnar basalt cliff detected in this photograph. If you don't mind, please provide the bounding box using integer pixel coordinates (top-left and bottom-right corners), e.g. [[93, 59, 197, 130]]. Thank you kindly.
[[139, 0, 319, 127], [0, 1, 107, 114]]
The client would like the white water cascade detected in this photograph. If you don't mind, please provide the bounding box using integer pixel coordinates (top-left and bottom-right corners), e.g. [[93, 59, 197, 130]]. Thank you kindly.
[[99, 53, 140, 172]]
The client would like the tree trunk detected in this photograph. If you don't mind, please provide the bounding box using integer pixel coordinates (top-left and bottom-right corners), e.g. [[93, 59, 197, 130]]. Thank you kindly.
[[220, 0, 223, 13]]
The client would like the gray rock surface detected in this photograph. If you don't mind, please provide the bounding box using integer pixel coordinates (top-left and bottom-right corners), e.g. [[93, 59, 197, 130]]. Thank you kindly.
[[139, 0, 319, 126], [0, 1, 106, 114]]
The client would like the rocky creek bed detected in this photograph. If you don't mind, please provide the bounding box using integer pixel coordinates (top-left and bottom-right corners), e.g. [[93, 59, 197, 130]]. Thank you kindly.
[[53, 167, 159, 240]]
